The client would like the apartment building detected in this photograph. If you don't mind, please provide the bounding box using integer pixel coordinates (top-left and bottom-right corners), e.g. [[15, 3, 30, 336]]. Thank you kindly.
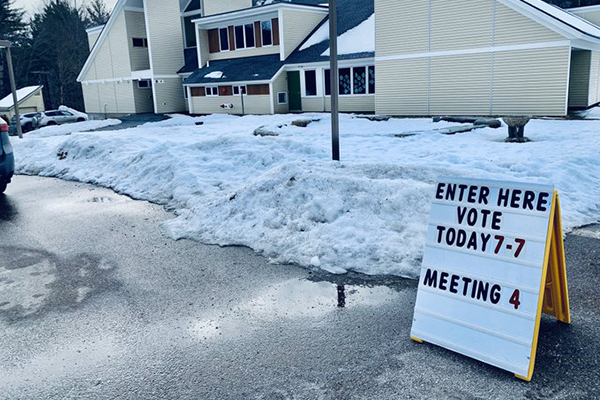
[[79, 0, 600, 118]]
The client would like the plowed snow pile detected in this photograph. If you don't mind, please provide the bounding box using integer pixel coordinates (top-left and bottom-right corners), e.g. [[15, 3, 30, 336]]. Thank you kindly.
[[12, 113, 600, 277]]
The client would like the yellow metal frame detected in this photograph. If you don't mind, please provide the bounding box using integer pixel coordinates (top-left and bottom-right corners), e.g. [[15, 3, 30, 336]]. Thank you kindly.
[[515, 191, 571, 382]]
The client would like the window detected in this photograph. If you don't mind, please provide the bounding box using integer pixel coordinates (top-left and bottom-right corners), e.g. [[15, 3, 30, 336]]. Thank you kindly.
[[247, 84, 270, 95], [339, 68, 351, 95], [219, 86, 233, 96], [132, 38, 147, 48], [277, 92, 288, 104], [60, 111, 73, 116], [353, 67, 366, 95], [233, 85, 247, 95], [324, 66, 375, 96], [219, 28, 229, 51], [235, 25, 245, 49], [191, 87, 204, 97], [261, 20, 273, 46], [184, 16, 197, 48], [245, 24, 255, 48], [138, 80, 152, 89], [368, 66, 375, 94], [304, 70, 317, 96], [205, 87, 218, 96]]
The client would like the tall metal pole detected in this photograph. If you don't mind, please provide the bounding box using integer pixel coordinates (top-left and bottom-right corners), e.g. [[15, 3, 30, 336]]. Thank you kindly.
[[329, 0, 340, 161], [2, 42, 23, 139]]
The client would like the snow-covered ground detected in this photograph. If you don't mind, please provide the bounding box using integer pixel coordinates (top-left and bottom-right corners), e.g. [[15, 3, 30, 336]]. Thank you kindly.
[[11, 113, 600, 277], [29, 119, 122, 138]]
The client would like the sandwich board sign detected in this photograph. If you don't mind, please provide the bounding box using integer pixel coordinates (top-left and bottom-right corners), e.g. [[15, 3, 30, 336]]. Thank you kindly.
[[410, 177, 571, 382]]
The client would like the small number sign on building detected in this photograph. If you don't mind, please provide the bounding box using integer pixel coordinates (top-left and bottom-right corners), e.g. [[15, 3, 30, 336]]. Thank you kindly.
[[411, 177, 571, 382]]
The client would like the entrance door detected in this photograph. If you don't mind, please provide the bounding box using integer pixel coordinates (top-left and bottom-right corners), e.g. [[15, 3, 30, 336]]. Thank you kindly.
[[288, 71, 302, 112]]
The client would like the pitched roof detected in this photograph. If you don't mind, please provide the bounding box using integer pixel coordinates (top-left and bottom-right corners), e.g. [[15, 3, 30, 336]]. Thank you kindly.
[[184, 54, 284, 85], [505, 0, 600, 40], [0, 86, 43, 111], [285, 0, 374, 65]]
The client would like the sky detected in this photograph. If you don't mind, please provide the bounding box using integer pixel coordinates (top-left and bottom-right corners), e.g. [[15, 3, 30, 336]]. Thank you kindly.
[[13, 0, 118, 15]]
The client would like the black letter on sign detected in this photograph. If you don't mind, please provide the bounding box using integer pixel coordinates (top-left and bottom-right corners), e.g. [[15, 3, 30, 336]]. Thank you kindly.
[[450, 275, 460, 294], [436, 183, 445, 200], [423, 269, 438, 288], [537, 192, 551, 212], [439, 272, 449, 291], [492, 212, 502, 230], [490, 284, 502, 304]]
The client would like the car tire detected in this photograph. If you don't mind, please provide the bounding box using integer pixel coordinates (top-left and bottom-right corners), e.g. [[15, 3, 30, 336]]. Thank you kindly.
[[76, 118, 85, 122], [24, 123, 32, 133], [0, 182, 6, 194], [47, 121, 57, 126]]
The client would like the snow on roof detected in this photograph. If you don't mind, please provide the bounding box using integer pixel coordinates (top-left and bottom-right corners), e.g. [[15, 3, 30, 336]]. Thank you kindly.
[[322, 14, 374, 56], [204, 71, 224, 79], [299, 21, 329, 51], [519, 0, 600, 39], [0, 86, 42, 110]]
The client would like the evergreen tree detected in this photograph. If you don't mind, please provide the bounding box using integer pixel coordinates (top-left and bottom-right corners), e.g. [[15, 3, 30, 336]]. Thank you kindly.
[[86, 0, 110, 27], [0, 0, 27, 100]]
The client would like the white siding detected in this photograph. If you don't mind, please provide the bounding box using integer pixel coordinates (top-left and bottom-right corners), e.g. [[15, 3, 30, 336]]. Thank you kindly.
[[144, 0, 186, 112], [272, 71, 289, 114], [125, 11, 150, 71], [198, 29, 210, 68], [569, 9, 600, 27], [203, 0, 252, 16], [375, 0, 571, 116], [209, 45, 280, 61], [134, 85, 155, 113], [302, 96, 375, 113], [83, 9, 131, 81], [88, 31, 101, 51], [491, 46, 570, 116], [281, 9, 327, 59], [191, 94, 272, 114]]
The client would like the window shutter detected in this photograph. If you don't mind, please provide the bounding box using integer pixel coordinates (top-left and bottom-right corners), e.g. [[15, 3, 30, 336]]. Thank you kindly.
[[254, 21, 262, 48], [247, 84, 270, 95], [208, 29, 219, 53], [272, 18, 280, 45], [228, 26, 236, 50]]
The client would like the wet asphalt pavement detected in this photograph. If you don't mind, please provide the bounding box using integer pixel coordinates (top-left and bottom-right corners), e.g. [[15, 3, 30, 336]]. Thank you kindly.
[[1, 175, 599, 399]]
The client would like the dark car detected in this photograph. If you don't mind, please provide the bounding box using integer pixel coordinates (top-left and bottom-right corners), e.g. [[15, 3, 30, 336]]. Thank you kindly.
[[0, 118, 15, 193]]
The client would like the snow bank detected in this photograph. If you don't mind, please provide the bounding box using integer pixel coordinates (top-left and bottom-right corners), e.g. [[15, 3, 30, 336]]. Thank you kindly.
[[31, 119, 121, 138], [12, 114, 600, 277]]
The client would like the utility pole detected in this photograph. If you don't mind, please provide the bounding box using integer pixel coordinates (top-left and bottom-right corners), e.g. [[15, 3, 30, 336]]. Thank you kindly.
[[329, 0, 340, 161], [0, 40, 23, 139]]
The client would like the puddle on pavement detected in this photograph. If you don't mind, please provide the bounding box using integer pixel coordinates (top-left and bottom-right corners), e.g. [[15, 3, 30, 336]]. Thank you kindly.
[[0, 247, 119, 322], [190, 275, 413, 340]]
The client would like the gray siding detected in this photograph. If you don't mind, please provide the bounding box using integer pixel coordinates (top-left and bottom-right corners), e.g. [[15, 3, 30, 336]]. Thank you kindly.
[[569, 50, 591, 108], [154, 78, 187, 114], [589, 52, 600, 106], [281, 9, 327, 59], [134, 85, 155, 113], [203, 0, 252, 16], [125, 10, 150, 71]]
